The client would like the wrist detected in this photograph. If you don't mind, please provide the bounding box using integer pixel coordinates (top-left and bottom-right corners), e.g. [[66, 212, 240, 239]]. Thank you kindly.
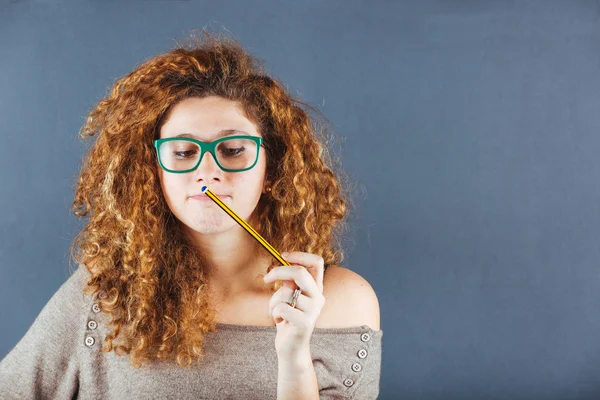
[[277, 348, 313, 378]]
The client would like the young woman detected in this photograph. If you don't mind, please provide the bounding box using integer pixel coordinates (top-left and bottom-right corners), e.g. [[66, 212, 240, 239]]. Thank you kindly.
[[0, 31, 382, 399]]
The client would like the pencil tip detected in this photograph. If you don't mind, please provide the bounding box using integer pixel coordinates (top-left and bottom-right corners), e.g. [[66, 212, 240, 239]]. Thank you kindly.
[[201, 186, 208, 193]]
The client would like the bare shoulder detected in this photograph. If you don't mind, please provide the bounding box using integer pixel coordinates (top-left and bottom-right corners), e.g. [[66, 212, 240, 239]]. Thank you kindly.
[[316, 265, 381, 332]]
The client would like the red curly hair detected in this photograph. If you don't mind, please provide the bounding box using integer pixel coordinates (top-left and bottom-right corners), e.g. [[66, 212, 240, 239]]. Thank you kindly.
[[69, 30, 358, 369]]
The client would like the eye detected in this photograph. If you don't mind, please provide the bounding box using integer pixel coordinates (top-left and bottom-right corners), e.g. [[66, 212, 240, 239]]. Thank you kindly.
[[174, 150, 197, 158], [219, 147, 245, 157]]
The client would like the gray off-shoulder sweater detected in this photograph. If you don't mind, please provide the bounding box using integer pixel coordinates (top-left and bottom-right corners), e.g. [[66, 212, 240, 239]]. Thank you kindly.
[[0, 264, 383, 399]]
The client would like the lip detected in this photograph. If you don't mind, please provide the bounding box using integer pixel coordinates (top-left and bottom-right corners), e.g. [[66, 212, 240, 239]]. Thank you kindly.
[[189, 194, 230, 201]]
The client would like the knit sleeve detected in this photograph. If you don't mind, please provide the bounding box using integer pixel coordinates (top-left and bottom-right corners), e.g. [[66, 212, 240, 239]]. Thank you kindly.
[[310, 326, 383, 400], [347, 329, 382, 400], [0, 265, 90, 399]]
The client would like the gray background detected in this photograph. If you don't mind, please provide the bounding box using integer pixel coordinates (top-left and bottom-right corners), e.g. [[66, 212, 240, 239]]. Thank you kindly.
[[2, 1, 600, 399]]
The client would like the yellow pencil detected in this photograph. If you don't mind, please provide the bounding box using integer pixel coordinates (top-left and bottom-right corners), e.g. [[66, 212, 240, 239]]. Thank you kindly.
[[200, 185, 291, 267]]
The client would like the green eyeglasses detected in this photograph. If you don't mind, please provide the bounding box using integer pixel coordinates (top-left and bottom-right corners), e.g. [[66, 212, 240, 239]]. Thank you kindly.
[[153, 135, 264, 173]]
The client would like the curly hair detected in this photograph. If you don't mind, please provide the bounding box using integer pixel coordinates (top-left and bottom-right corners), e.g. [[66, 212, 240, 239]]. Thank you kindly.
[[69, 29, 358, 369]]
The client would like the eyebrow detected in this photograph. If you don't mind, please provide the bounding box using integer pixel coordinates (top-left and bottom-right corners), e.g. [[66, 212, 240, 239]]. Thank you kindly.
[[172, 129, 253, 140]]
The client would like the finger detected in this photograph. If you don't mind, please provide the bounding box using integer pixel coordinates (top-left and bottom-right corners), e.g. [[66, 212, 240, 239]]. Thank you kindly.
[[272, 302, 306, 328], [264, 266, 320, 299], [270, 290, 322, 316], [269, 286, 295, 314], [281, 252, 325, 292]]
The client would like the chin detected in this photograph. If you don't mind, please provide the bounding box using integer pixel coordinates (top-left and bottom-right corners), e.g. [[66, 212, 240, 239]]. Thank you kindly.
[[186, 213, 237, 234]]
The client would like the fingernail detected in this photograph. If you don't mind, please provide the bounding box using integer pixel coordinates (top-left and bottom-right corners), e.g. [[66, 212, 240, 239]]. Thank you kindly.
[[281, 252, 289, 257]]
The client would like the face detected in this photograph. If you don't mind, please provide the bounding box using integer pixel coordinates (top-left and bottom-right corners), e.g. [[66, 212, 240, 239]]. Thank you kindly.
[[157, 96, 267, 235]]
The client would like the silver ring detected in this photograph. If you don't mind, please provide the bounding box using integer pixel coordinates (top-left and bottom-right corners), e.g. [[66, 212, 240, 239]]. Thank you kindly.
[[288, 288, 301, 308]]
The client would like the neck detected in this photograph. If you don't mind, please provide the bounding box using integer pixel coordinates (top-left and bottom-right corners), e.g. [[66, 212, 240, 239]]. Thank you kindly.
[[184, 222, 273, 298]]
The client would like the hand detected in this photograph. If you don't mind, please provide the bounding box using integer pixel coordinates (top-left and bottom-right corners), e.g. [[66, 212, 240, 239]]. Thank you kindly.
[[263, 251, 326, 361]]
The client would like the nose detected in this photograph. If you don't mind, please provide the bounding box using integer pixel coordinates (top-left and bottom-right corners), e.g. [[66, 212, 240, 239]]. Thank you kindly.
[[193, 150, 222, 181]]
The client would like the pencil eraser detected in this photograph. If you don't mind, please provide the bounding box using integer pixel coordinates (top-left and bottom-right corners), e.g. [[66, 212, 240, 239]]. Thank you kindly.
[[201, 186, 208, 193]]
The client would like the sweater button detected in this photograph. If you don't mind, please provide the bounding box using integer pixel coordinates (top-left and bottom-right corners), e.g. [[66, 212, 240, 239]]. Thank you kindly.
[[85, 336, 95, 347], [343, 378, 354, 387], [87, 320, 98, 330], [358, 349, 368, 359], [352, 362, 362, 372], [92, 303, 101, 313], [361, 332, 371, 342]]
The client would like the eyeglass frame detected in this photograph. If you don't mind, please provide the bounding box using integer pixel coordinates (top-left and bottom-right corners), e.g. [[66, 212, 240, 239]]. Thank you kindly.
[[153, 135, 264, 173]]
